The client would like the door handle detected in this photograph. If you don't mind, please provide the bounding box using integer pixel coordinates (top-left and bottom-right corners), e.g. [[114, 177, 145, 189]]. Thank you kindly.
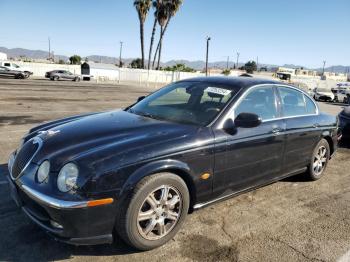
[[272, 128, 283, 134]]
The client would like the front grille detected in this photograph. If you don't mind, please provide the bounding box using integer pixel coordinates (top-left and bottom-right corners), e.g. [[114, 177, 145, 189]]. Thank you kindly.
[[11, 138, 41, 179]]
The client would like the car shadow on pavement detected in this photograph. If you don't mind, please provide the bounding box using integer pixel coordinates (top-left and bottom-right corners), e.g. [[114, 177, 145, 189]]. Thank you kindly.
[[0, 163, 140, 261]]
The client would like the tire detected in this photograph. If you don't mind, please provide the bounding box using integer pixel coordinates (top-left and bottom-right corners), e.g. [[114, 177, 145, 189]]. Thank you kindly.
[[53, 76, 59, 81], [306, 139, 330, 181], [15, 74, 24, 79], [343, 97, 347, 104], [116, 173, 190, 250], [73, 77, 80, 82]]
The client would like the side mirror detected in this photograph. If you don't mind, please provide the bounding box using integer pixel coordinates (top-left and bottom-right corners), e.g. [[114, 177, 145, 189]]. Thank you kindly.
[[223, 118, 237, 135], [137, 96, 146, 102], [234, 113, 262, 128]]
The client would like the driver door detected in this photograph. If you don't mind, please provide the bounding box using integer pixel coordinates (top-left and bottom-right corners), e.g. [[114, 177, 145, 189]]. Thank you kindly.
[[212, 85, 286, 197]]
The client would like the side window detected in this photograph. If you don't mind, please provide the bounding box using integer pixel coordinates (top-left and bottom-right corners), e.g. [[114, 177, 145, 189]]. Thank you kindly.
[[235, 86, 277, 120], [304, 95, 317, 114], [278, 87, 307, 117], [4, 63, 11, 67]]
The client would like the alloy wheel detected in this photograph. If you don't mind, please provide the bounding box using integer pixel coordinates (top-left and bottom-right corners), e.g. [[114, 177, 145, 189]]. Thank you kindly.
[[137, 185, 182, 240], [313, 146, 327, 176]]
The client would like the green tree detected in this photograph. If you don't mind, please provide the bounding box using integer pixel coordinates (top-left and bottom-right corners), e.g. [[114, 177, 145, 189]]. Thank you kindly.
[[244, 61, 257, 73], [131, 58, 143, 69], [164, 63, 195, 72], [134, 0, 152, 69], [222, 69, 231, 76], [153, 0, 183, 70], [147, 0, 159, 70], [69, 55, 82, 65]]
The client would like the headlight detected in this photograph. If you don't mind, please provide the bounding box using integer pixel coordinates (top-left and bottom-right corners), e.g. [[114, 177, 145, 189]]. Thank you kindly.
[[37, 160, 50, 183], [57, 163, 79, 192]]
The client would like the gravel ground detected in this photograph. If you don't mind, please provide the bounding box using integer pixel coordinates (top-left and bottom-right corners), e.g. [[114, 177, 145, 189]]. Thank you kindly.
[[0, 78, 349, 262]]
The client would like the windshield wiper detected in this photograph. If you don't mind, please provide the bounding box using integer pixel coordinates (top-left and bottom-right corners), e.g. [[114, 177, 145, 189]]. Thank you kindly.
[[133, 110, 160, 120]]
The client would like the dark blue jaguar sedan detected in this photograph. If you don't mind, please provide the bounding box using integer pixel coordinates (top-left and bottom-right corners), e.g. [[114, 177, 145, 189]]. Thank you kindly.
[[7, 77, 338, 250]]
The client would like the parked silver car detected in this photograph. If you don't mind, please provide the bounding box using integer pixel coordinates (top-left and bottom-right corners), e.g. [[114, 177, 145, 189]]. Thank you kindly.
[[0, 66, 28, 79], [45, 70, 81, 81]]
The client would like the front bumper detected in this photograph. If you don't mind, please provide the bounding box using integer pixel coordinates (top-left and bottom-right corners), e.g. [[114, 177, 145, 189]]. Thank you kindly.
[[7, 156, 117, 245]]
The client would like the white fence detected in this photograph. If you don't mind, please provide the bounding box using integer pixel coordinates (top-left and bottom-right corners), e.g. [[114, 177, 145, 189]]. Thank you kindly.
[[6, 61, 347, 90]]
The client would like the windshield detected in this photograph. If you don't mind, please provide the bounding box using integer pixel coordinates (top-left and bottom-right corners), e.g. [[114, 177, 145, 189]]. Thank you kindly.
[[129, 81, 238, 126], [13, 64, 20, 68]]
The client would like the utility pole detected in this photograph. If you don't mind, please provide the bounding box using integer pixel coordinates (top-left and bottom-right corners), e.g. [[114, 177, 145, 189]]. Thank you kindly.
[[119, 41, 123, 68], [48, 37, 51, 61], [226, 56, 229, 69], [236, 52, 240, 69], [322, 60, 326, 75], [205, 36, 211, 76], [256, 56, 259, 71]]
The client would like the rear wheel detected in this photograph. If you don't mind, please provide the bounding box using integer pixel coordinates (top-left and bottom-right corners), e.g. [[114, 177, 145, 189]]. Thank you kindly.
[[16, 74, 24, 79], [73, 77, 80, 82], [306, 139, 330, 180], [53, 76, 59, 81], [116, 173, 189, 250]]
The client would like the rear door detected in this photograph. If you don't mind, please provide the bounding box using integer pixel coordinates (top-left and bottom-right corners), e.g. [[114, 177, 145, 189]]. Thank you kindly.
[[276, 86, 320, 174]]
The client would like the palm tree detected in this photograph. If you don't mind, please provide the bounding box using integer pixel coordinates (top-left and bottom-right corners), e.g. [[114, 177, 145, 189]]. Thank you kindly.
[[152, 0, 183, 69], [134, 0, 152, 69], [147, 0, 159, 70]]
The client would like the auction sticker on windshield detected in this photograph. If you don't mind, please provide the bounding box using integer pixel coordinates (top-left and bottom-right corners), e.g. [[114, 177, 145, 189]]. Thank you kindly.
[[205, 87, 231, 96]]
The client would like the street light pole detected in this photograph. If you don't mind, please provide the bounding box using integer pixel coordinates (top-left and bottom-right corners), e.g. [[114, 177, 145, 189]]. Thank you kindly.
[[205, 36, 211, 76], [226, 56, 229, 69], [322, 60, 326, 75], [48, 37, 51, 61], [119, 41, 123, 68], [236, 52, 240, 69]]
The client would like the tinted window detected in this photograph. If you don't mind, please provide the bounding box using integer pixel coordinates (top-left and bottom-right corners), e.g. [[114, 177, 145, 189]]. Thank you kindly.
[[4, 63, 11, 67], [131, 81, 238, 126], [305, 95, 317, 114], [235, 86, 277, 120], [279, 87, 307, 116]]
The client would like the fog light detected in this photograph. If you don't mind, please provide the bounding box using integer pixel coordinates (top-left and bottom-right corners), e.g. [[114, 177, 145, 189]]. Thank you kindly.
[[50, 220, 63, 229]]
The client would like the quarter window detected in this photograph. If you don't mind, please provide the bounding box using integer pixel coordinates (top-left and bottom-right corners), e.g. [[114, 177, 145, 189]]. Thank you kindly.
[[235, 86, 277, 120], [278, 87, 308, 117], [304, 95, 317, 114]]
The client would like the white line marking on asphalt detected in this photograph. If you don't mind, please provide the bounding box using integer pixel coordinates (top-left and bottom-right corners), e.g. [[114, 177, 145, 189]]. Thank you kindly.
[[0, 181, 8, 185], [338, 250, 350, 262]]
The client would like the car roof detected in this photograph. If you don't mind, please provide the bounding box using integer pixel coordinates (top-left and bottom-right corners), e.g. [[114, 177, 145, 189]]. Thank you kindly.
[[179, 76, 282, 90]]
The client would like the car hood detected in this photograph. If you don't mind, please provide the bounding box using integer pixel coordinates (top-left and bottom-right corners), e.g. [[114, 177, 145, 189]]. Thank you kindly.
[[32, 110, 199, 170]]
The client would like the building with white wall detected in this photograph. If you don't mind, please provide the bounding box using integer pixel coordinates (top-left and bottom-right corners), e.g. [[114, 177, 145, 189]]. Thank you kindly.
[[0, 52, 8, 60]]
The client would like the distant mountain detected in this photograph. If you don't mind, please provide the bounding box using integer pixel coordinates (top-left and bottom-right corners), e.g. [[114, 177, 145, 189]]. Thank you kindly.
[[0, 47, 68, 61], [0, 46, 349, 73], [314, 65, 350, 74]]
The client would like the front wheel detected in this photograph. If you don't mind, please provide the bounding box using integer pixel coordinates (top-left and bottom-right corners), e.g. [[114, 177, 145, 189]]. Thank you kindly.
[[116, 173, 189, 250], [306, 139, 330, 181]]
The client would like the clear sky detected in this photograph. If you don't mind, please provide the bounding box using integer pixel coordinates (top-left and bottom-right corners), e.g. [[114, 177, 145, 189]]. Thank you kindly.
[[0, 0, 349, 68]]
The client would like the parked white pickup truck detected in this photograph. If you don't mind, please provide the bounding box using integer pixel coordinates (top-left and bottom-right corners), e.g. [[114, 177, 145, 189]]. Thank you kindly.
[[0, 61, 33, 78]]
